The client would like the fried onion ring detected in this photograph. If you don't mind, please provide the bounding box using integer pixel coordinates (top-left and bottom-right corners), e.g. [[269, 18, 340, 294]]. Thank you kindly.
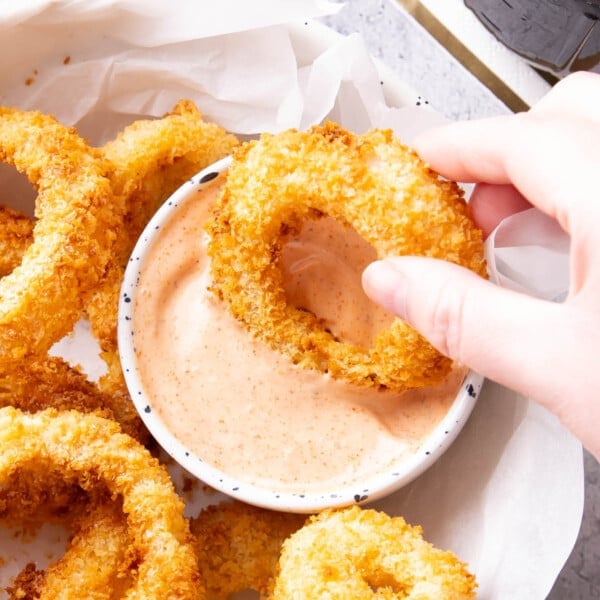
[[0, 461, 88, 530], [0, 407, 202, 599], [0, 203, 146, 441], [272, 505, 477, 599], [190, 501, 305, 599], [207, 123, 486, 390], [0, 108, 122, 361], [0, 354, 147, 442], [7, 499, 134, 600], [84, 101, 239, 417], [87, 99, 239, 353]]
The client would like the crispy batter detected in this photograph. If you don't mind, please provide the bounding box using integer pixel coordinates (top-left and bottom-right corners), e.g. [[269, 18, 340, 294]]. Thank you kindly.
[[0, 205, 33, 277], [0, 201, 144, 442], [190, 501, 305, 599], [0, 355, 147, 442], [0, 108, 123, 362], [0, 463, 88, 531], [87, 99, 239, 353], [272, 506, 477, 599], [0, 101, 237, 444], [7, 499, 134, 600], [41, 501, 133, 599], [0, 206, 145, 442], [0, 407, 203, 599], [207, 123, 486, 390], [82, 100, 239, 413], [6, 563, 46, 599]]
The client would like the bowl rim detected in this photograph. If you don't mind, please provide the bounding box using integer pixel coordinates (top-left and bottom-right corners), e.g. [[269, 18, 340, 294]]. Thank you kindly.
[[117, 157, 483, 513]]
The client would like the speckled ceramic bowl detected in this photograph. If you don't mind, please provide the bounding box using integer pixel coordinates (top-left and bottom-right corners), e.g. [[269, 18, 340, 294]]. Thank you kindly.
[[118, 158, 483, 513]]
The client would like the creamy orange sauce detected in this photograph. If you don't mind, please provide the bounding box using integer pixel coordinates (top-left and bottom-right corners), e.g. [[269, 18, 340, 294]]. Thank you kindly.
[[132, 176, 465, 493], [280, 217, 393, 348]]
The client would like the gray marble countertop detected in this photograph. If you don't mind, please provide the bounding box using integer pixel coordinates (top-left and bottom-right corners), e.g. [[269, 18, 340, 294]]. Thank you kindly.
[[323, 1, 599, 598]]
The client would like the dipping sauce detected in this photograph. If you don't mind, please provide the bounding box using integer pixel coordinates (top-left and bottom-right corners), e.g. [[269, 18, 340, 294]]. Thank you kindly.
[[132, 174, 466, 494]]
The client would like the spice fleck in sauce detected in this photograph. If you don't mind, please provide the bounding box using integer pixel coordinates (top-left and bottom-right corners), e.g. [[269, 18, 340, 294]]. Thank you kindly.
[[133, 175, 465, 493]]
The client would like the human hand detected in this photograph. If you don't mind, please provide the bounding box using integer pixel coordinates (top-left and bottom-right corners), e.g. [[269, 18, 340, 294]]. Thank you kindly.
[[362, 72, 600, 459]]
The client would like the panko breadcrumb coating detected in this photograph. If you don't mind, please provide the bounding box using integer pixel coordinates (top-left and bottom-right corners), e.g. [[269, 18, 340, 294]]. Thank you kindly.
[[0, 407, 202, 599], [0, 108, 123, 362], [87, 99, 240, 354], [191, 501, 306, 599], [85, 100, 240, 417], [0, 354, 147, 442], [0, 205, 33, 277], [208, 123, 486, 390], [272, 506, 477, 599], [7, 499, 134, 600]]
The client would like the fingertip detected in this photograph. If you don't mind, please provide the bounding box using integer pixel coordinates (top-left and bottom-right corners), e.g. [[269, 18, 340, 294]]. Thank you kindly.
[[411, 127, 436, 153], [413, 115, 527, 185], [412, 121, 482, 182], [362, 259, 407, 318], [412, 125, 452, 162]]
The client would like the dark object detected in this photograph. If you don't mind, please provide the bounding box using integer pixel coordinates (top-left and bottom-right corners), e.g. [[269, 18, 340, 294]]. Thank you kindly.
[[464, 0, 600, 76]]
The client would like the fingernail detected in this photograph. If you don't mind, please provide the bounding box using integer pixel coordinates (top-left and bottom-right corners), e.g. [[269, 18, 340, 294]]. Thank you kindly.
[[362, 260, 407, 319]]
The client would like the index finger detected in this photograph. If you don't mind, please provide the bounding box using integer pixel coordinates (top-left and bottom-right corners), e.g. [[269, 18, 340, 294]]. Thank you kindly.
[[413, 112, 600, 234], [532, 72, 600, 121]]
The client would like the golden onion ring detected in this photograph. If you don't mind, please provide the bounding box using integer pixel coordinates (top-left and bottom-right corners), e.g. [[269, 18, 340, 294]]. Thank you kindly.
[[272, 506, 477, 599], [0, 407, 202, 599], [0, 354, 147, 442], [191, 501, 305, 598], [6, 499, 134, 600], [207, 123, 486, 390], [86, 99, 239, 354], [0, 108, 123, 362], [85, 101, 239, 416]]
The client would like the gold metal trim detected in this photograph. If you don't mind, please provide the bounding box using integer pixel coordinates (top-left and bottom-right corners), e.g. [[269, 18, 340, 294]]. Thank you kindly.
[[395, 0, 531, 113]]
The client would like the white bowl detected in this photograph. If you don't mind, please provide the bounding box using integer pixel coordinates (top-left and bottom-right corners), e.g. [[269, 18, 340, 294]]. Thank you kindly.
[[118, 157, 483, 513]]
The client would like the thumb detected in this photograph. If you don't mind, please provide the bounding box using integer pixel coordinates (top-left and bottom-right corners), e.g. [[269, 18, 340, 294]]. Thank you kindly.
[[362, 256, 567, 402]]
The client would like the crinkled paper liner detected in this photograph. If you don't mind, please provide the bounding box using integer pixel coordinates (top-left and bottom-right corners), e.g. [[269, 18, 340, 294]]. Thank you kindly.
[[0, 2, 582, 598]]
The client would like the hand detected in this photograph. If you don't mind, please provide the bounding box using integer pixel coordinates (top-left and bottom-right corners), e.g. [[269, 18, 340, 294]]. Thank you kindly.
[[362, 72, 600, 459]]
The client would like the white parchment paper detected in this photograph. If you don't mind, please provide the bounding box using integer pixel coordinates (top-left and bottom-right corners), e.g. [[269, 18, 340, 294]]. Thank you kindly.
[[0, 2, 583, 599]]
